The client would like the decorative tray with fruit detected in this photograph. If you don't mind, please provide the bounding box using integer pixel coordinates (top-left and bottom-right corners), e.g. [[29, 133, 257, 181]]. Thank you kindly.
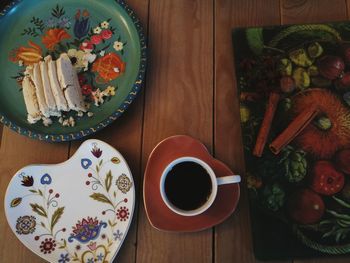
[[233, 23, 350, 259]]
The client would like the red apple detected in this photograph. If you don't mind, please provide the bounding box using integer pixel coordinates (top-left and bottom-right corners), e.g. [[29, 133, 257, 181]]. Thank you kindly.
[[287, 189, 325, 224]]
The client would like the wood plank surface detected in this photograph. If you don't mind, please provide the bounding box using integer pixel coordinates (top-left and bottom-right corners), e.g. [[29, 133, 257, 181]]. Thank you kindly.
[[135, 0, 214, 262], [280, 0, 348, 262], [213, 1, 284, 263], [2, 0, 350, 262]]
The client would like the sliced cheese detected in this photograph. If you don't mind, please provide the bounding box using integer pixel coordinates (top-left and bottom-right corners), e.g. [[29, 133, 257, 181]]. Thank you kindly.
[[56, 53, 86, 112], [22, 75, 41, 124], [46, 55, 69, 112], [40, 59, 60, 116], [30, 63, 50, 117]]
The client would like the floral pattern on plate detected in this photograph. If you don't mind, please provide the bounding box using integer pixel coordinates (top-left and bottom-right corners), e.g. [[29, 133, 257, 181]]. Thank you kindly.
[[9, 4, 128, 126], [5, 139, 135, 263]]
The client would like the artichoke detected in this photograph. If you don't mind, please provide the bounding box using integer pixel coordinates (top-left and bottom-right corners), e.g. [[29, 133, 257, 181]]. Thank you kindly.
[[279, 146, 307, 182], [261, 183, 285, 211]]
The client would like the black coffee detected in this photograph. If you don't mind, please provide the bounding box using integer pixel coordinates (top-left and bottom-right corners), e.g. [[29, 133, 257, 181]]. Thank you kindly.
[[164, 161, 212, 211]]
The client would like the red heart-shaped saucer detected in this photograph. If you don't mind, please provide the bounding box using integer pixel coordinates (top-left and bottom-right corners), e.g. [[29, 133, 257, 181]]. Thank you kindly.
[[143, 135, 240, 232]]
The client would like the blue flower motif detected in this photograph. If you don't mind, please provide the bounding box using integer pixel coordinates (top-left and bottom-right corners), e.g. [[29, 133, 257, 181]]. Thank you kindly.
[[68, 217, 107, 243], [81, 158, 92, 169], [58, 16, 71, 28], [45, 17, 57, 28], [40, 173, 52, 185], [96, 253, 104, 261], [87, 258, 94, 263], [113, 230, 123, 241], [74, 10, 90, 39], [58, 253, 70, 263]]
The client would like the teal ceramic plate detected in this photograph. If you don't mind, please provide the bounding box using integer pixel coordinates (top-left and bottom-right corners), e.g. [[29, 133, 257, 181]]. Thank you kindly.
[[0, 0, 146, 142]]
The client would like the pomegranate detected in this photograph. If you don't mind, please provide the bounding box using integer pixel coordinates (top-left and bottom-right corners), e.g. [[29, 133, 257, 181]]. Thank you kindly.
[[287, 189, 325, 224], [336, 72, 350, 90], [318, 56, 344, 80], [335, 149, 350, 174], [310, 161, 345, 195]]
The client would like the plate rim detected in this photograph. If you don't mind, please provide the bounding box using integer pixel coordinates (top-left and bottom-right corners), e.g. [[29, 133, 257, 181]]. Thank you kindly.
[[0, 0, 147, 142]]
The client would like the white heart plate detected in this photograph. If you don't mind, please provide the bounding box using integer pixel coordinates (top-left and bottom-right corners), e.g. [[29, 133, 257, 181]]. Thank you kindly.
[[4, 139, 135, 263]]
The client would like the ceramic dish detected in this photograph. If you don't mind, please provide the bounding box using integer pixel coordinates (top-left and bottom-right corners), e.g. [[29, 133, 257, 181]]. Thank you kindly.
[[5, 139, 135, 262], [143, 135, 240, 232], [0, 0, 146, 142]]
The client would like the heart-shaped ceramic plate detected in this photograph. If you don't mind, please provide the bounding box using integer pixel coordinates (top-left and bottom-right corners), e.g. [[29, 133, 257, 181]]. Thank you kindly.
[[143, 135, 240, 232], [4, 139, 135, 263]]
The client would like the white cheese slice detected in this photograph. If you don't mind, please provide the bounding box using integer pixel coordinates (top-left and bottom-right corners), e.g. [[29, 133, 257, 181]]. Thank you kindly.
[[46, 55, 69, 112], [22, 75, 41, 124], [56, 53, 86, 112], [29, 63, 50, 117], [40, 59, 60, 116]]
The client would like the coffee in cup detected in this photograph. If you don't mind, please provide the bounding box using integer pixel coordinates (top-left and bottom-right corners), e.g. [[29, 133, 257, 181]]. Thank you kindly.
[[160, 157, 240, 216]]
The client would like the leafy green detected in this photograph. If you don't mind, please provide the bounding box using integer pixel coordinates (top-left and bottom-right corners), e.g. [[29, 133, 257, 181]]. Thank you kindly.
[[246, 28, 264, 55]]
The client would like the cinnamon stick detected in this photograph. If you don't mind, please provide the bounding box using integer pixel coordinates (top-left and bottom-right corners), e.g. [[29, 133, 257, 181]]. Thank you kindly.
[[270, 105, 320, 155], [253, 92, 280, 157]]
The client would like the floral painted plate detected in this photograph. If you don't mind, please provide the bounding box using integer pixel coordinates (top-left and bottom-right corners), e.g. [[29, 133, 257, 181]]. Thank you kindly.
[[0, 0, 146, 141], [4, 139, 135, 262]]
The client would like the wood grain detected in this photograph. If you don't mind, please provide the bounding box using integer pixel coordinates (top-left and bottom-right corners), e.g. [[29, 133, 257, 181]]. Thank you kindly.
[[135, 0, 213, 262], [0, 129, 69, 262], [281, 0, 348, 24], [281, 0, 348, 263], [213, 1, 283, 263]]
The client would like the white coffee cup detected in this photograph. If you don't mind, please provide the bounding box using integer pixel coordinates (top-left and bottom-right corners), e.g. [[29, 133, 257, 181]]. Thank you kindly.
[[160, 156, 241, 216]]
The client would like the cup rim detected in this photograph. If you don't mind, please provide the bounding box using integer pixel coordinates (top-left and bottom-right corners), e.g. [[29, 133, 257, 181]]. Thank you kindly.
[[159, 156, 218, 217]]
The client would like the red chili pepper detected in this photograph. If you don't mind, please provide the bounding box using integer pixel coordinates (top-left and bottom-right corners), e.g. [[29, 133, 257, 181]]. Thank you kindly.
[[310, 161, 344, 195]]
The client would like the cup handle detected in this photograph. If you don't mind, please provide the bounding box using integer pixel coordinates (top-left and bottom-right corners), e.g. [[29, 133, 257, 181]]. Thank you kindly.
[[216, 175, 241, 185]]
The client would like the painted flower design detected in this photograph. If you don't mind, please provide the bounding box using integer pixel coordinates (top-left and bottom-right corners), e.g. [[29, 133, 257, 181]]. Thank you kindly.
[[96, 253, 104, 261], [92, 53, 125, 82], [101, 21, 109, 29], [116, 206, 130, 221], [82, 84, 93, 95], [40, 238, 56, 254], [68, 217, 107, 243], [113, 41, 123, 51], [58, 253, 70, 263], [45, 17, 57, 28], [74, 9, 90, 39], [80, 40, 94, 52], [104, 86, 116, 96], [93, 26, 102, 34], [81, 158, 92, 169], [10, 197, 22, 207], [9, 41, 42, 66], [116, 174, 132, 194], [87, 241, 97, 251], [113, 230, 123, 241], [58, 16, 71, 28], [67, 49, 95, 71], [91, 145, 102, 158], [42, 28, 71, 50], [101, 29, 112, 40], [21, 175, 34, 187], [40, 173, 52, 185], [16, 215, 36, 235], [91, 34, 102, 45]]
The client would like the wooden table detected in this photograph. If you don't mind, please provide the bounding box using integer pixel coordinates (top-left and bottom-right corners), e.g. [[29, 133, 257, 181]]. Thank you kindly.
[[1, 0, 350, 262]]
